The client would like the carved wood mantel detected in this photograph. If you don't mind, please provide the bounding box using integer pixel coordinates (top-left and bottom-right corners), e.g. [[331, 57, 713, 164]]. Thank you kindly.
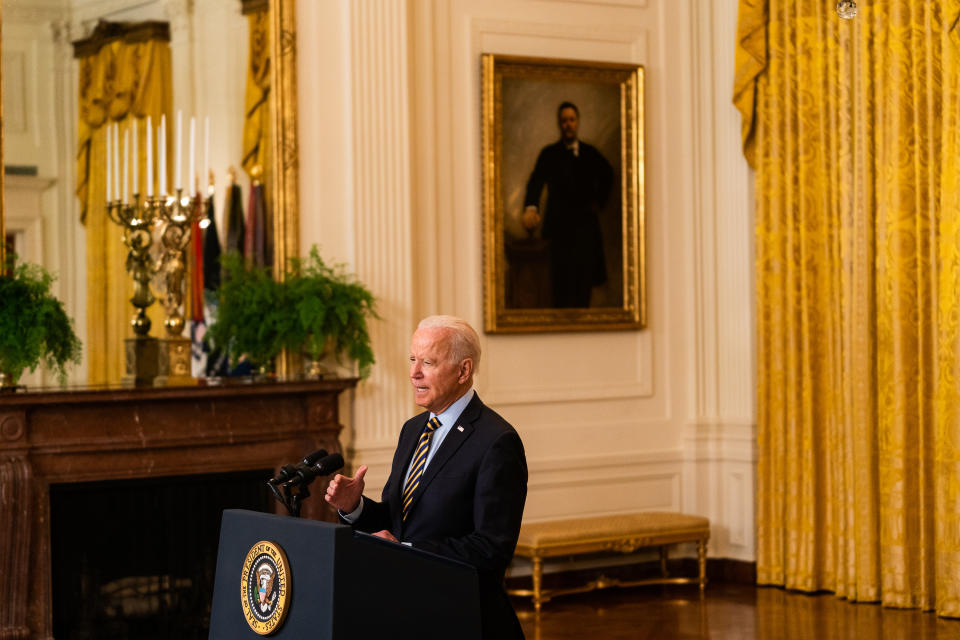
[[0, 379, 356, 640]]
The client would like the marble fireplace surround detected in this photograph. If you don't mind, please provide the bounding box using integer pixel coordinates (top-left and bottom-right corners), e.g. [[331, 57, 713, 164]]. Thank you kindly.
[[0, 378, 356, 639]]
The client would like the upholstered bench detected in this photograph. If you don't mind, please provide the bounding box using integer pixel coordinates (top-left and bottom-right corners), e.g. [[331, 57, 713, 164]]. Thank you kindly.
[[508, 512, 710, 611]]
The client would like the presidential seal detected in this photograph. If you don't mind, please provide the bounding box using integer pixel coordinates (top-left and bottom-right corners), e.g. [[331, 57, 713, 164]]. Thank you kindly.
[[240, 540, 290, 635]]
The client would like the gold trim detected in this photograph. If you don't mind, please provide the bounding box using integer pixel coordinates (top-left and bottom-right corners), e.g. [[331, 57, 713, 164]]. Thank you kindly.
[[270, 0, 300, 275], [514, 526, 710, 557], [270, 0, 300, 378], [1, 0, 5, 271], [242, 0, 270, 15], [509, 525, 709, 611], [481, 54, 646, 333]]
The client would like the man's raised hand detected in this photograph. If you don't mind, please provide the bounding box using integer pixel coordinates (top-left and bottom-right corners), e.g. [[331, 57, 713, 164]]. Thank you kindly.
[[325, 464, 368, 513]]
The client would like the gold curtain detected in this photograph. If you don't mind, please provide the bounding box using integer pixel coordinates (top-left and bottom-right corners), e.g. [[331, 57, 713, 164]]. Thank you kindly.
[[736, 0, 960, 615], [937, 0, 960, 617], [77, 36, 172, 385], [242, 10, 271, 178]]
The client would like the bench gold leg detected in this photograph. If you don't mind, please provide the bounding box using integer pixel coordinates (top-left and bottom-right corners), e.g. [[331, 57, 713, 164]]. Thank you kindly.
[[697, 538, 708, 591], [532, 557, 544, 612], [659, 546, 669, 577]]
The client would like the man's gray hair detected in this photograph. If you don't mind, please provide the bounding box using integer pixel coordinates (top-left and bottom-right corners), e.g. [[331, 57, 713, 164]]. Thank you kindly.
[[417, 315, 481, 373]]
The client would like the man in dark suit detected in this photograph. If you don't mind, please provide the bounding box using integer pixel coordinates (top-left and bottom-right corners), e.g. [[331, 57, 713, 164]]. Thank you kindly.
[[325, 315, 528, 639], [523, 101, 614, 308]]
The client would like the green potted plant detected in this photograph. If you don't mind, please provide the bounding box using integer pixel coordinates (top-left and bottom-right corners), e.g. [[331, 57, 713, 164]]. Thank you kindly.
[[0, 254, 82, 388], [205, 252, 287, 373], [283, 246, 377, 379], [207, 248, 377, 379]]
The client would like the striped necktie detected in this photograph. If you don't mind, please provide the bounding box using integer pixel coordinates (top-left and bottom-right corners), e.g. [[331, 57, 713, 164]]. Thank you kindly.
[[401, 416, 441, 521]]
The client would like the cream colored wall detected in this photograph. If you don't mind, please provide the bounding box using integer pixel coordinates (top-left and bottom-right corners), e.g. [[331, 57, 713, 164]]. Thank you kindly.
[[4, 0, 85, 386], [298, 0, 755, 561]]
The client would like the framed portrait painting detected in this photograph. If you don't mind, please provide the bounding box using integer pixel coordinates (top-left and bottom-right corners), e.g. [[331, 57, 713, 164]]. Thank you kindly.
[[481, 54, 646, 333]]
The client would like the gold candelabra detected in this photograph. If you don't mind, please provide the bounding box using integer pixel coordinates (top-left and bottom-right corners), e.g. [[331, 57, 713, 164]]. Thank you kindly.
[[104, 113, 210, 386], [153, 189, 207, 386], [106, 193, 161, 387], [105, 189, 206, 387], [156, 190, 205, 334]]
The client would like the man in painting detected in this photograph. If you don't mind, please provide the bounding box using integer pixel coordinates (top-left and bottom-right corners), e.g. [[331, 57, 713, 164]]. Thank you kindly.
[[522, 101, 614, 308]]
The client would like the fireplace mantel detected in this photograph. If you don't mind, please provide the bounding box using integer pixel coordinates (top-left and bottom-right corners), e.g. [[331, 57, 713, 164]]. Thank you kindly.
[[0, 379, 357, 640]]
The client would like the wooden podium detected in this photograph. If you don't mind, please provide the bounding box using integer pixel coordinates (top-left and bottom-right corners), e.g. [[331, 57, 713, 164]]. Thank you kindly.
[[209, 510, 481, 639]]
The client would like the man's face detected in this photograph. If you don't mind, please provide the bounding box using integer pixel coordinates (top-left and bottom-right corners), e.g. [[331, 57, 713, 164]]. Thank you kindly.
[[409, 327, 470, 414], [558, 107, 579, 143]]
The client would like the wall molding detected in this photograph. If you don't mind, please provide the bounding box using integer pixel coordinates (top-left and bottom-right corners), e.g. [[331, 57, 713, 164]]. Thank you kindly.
[[72, 0, 157, 23], [485, 377, 653, 406], [474, 17, 646, 54], [347, 0, 417, 448], [682, 421, 756, 463], [529, 469, 678, 494], [4, 176, 54, 257], [687, 0, 755, 422], [5, 1, 69, 24], [528, 448, 683, 473], [3, 51, 28, 136], [682, 420, 756, 560], [536, 0, 647, 8], [678, 0, 756, 562]]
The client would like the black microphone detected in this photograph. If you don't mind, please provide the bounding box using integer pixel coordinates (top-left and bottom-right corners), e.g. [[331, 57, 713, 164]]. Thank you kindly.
[[283, 453, 344, 488], [268, 464, 298, 485], [268, 449, 328, 485], [301, 449, 329, 467]]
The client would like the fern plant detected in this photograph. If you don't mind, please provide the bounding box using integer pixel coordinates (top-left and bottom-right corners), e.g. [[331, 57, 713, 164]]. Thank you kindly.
[[283, 247, 377, 378], [205, 252, 287, 369], [207, 248, 377, 378], [0, 255, 82, 385]]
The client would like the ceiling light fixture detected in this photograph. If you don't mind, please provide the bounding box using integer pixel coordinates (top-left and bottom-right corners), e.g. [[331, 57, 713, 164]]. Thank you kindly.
[[836, 1, 857, 19]]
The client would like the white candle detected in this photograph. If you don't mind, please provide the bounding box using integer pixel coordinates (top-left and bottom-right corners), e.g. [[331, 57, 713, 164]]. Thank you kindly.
[[175, 110, 182, 191], [203, 116, 210, 196], [146, 116, 153, 197], [105, 124, 112, 201], [188, 116, 196, 196], [132, 119, 138, 196], [122, 127, 129, 204], [159, 115, 167, 195], [113, 123, 121, 201]]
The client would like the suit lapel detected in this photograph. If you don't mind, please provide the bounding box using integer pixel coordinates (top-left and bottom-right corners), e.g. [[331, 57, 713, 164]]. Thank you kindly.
[[404, 395, 483, 518]]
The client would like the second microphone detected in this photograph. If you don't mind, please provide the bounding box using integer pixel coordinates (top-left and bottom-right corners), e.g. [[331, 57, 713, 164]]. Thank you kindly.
[[283, 452, 345, 488]]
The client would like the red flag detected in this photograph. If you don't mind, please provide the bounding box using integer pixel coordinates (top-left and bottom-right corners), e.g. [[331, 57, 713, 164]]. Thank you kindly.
[[191, 193, 205, 323]]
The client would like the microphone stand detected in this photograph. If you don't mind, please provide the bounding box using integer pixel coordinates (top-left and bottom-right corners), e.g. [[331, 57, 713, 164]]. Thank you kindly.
[[267, 452, 343, 517], [267, 473, 315, 518], [285, 481, 311, 518]]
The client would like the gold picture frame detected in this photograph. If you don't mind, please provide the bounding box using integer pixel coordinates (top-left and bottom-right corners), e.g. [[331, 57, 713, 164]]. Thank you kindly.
[[482, 54, 645, 333]]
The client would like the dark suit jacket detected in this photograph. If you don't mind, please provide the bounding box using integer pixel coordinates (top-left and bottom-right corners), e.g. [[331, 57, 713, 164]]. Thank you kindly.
[[349, 393, 528, 639], [523, 140, 614, 307]]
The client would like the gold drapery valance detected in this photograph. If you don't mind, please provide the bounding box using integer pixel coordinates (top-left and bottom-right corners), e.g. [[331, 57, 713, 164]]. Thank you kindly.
[[737, 0, 960, 616], [732, 0, 767, 169], [75, 21, 170, 223], [74, 21, 172, 385]]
